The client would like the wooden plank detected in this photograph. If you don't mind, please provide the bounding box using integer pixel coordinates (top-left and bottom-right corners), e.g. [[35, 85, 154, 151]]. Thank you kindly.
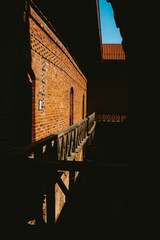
[[88, 122, 96, 135], [57, 177, 69, 197]]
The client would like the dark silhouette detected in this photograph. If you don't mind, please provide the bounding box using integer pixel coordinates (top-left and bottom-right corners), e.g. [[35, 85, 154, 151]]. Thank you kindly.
[[1, 0, 160, 239]]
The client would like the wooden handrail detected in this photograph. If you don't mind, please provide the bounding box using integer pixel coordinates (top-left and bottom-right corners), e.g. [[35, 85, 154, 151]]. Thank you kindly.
[[10, 112, 96, 162], [54, 118, 88, 138], [5, 112, 96, 226], [87, 112, 95, 131], [96, 113, 128, 123]]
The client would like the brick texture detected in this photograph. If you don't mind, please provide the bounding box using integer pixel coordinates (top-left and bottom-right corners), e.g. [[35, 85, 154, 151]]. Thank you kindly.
[[102, 44, 126, 60], [28, 4, 87, 142], [28, 2, 87, 222]]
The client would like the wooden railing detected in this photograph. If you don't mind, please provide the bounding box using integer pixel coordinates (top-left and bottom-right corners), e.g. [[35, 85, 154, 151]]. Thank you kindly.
[[9, 113, 96, 226], [55, 118, 88, 161], [27, 113, 96, 162], [3, 111, 127, 231], [96, 113, 128, 123], [87, 112, 96, 144]]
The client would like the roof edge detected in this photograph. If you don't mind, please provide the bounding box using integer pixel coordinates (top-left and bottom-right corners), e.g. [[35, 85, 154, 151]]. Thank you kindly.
[[27, 0, 87, 82], [96, 0, 103, 63]]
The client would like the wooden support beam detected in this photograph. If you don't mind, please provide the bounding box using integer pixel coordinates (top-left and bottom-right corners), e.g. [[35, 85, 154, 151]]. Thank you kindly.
[[47, 186, 55, 225], [31, 160, 128, 171], [46, 169, 56, 225], [57, 177, 69, 197]]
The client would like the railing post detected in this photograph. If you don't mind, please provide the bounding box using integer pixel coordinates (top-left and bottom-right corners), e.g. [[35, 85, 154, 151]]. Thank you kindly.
[[57, 137, 62, 160], [77, 126, 80, 148], [85, 120, 87, 137], [83, 140, 87, 161], [73, 127, 77, 152], [34, 146, 43, 161], [66, 132, 71, 159], [61, 135, 67, 160], [51, 138, 59, 161], [45, 140, 54, 158], [69, 130, 74, 156], [87, 115, 91, 145]]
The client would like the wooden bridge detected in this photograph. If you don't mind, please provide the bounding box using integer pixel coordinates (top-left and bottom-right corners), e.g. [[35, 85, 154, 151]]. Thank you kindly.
[[2, 112, 130, 240]]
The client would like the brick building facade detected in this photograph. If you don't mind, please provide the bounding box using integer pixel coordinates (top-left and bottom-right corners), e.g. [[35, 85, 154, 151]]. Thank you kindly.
[[1, 0, 128, 229], [1, 0, 87, 224], [29, 3, 87, 142], [0, 0, 87, 153], [28, 1, 87, 221]]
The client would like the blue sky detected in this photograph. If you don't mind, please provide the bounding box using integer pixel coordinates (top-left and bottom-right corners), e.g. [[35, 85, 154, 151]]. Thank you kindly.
[[98, 0, 122, 43]]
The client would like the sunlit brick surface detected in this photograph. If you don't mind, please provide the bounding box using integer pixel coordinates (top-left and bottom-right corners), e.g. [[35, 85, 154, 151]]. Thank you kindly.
[[26, 2, 87, 224], [29, 5, 87, 142], [102, 44, 125, 60]]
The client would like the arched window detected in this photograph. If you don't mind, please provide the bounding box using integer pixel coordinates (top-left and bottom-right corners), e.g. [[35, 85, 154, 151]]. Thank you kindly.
[[70, 88, 74, 125], [82, 94, 85, 119]]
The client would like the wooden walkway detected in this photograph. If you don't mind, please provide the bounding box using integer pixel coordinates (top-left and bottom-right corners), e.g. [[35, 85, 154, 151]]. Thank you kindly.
[[26, 122, 129, 240]]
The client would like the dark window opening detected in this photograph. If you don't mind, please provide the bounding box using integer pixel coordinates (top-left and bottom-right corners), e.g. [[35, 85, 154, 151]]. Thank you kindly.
[[82, 95, 85, 119], [70, 87, 74, 125]]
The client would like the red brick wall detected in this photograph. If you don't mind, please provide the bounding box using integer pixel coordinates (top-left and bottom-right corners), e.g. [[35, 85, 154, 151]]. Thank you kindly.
[[2, 1, 87, 225], [29, 4, 87, 142], [26, 2, 87, 223]]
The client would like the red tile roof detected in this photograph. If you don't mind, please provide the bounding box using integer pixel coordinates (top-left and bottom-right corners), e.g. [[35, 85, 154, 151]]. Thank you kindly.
[[102, 44, 126, 60]]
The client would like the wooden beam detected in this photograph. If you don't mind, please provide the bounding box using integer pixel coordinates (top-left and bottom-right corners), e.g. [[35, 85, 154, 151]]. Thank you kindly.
[[31, 160, 128, 171], [57, 177, 69, 197]]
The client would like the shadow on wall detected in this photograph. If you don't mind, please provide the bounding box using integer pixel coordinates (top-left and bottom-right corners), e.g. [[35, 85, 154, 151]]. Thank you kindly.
[[12, 1, 35, 147], [1, 2, 35, 239], [1, 1, 36, 154]]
